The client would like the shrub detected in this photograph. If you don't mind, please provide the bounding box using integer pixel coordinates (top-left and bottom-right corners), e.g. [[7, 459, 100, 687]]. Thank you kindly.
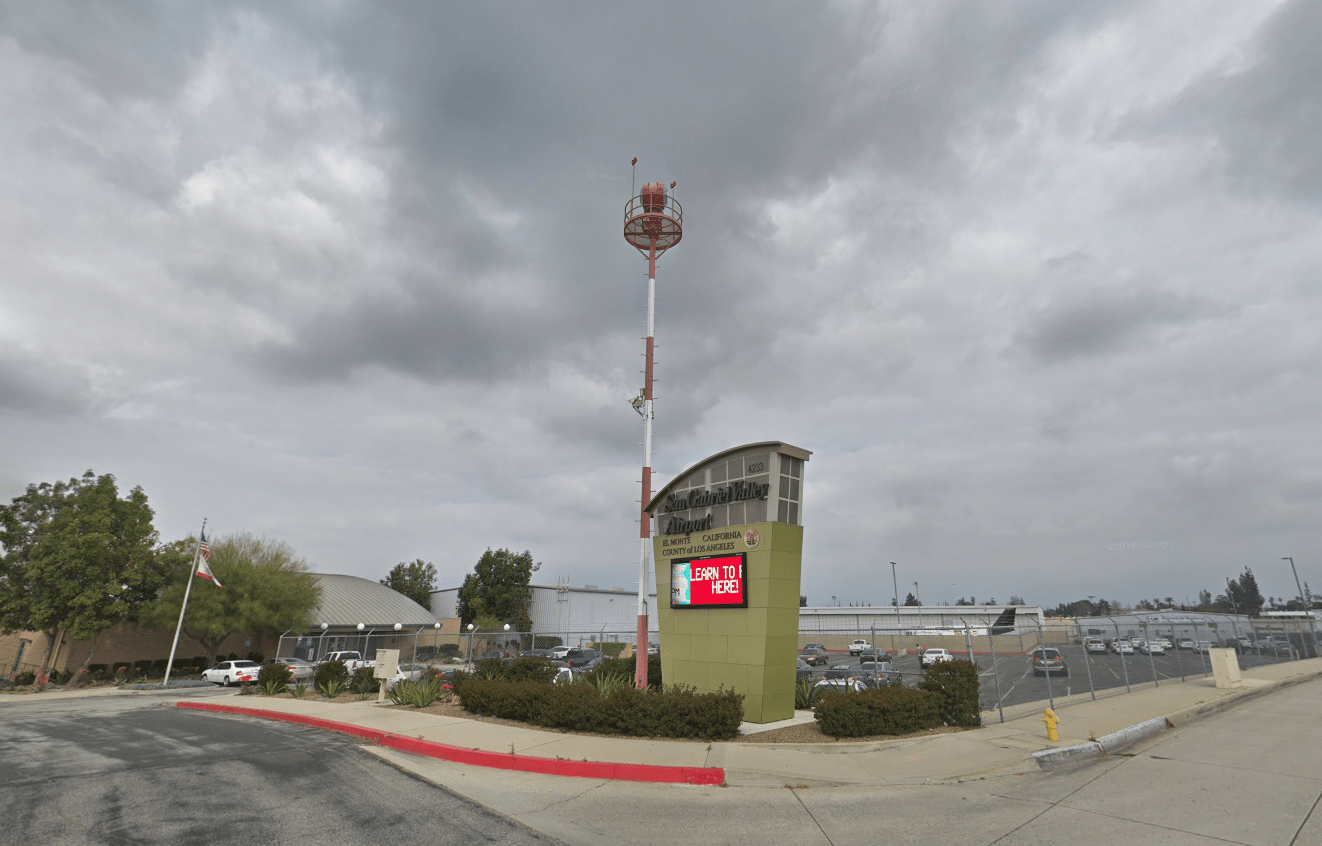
[[814, 685, 943, 738], [598, 642, 626, 658], [350, 666, 379, 694], [87, 663, 108, 676], [530, 635, 562, 649], [14, 672, 36, 686], [258, 662, 292, 695], [291, 681, 309, 698], [133, 660, 154, 677], [918, 660, 981, 727], [438, 643, 461, 658], [315, 659, 349, 696], [455, 678, 743, 740], [247, 651, 265, 664]]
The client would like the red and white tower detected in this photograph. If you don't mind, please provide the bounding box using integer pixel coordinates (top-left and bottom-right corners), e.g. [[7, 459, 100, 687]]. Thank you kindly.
[[623, 163, 682, 689]]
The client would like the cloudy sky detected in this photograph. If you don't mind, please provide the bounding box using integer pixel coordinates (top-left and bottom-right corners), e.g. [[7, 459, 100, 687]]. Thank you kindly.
[[2, 1, 1319, 610]]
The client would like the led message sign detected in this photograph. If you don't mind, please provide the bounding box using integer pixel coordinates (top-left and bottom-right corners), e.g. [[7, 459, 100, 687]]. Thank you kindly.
[[670, 553, 748, 609]]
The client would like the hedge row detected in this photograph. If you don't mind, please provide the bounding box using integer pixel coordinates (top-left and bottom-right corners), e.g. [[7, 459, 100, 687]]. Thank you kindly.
[[456, 677, 743, 740]]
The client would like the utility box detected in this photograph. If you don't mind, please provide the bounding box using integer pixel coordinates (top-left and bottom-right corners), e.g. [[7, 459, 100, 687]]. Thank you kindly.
[[1208, 647, 1243, 689], [373, 649, 399, 680]]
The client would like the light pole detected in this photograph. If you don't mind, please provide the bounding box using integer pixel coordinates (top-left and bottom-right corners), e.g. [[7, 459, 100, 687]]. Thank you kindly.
[[318, 622, 328, 661], [913, 581, 921, 605], [356, 623, 365, 658], [466, 623, 475, 669], [1284, 557, 1318, 656], [503, 622, 512, 656], [889, 562, 901, 632]]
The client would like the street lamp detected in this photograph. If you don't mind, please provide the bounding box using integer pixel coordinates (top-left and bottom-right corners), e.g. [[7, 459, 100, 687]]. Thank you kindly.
[[889, 562, 900, 624], [503, 622, 512, 656], [318, 622, 328, 661], [913, 581, 921, 606], [1284, 557, 1318, 656], [466, 623, 475, 668]]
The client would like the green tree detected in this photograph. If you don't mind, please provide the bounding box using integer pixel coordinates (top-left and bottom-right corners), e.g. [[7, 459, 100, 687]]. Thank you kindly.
[[1225, 567, 1265, 616], [142, 533, 320, 665], [799, 595, 807, 607], [903, 592, 920, 606], [0, 471, 177, 677], [380, 559, 437, 609], [455, 548, 540, 629]]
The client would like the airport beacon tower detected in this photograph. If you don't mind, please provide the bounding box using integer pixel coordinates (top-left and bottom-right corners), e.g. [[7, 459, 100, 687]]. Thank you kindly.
[[623, 161, 682, 689]]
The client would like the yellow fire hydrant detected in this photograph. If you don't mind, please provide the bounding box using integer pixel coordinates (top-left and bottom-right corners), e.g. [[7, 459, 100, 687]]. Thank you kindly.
[[1042, 707, 1060, 742]]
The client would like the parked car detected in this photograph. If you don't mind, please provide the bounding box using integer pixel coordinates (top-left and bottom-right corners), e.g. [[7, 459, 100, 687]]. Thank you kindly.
[[1084, 638, 1107, 654], [263, 657, 315, 680], [1030, 647, 1068, 676], [810, 677, 867, 703], [796, 658, 813, 684], [1177, 638, 1195, 650], [798, 647, 829, 666], [548, 646, 573, 660], [1157, 638, 1174, 650], [202, 660, 260, 686], [322, 651, 375, 672], [564, 648, 602, 669], [857, 647, 893, 664], [1112, 640, 1135, 655], [384, 662, 430, 690], [647, 643, 660, 655], [802, 643, 827, 652], [1192, 640, 1214, 654], [857, 661, 902, 685], [920, 648, 953, 668], [848, 639, 870, 656], [1140, 641, 1165, 655]]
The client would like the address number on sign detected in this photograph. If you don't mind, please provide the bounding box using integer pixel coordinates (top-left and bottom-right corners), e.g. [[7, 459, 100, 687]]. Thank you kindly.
[[747, 462, 765, 473]]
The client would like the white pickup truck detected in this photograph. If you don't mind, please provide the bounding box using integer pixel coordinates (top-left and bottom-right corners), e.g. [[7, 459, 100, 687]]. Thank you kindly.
[[322, 651, 375, 673]]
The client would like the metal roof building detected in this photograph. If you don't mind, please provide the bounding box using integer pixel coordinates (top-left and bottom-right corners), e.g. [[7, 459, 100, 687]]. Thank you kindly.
[[310, 574, 439, 628]]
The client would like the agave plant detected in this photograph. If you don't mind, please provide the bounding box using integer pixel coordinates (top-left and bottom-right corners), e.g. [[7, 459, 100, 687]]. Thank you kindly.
[[388, 677, 444, 707], [318, 677, 348, 699], [591, 671, 632, 698], [291, 681, 309, 698], [794, 677, 815, 710], [259, 677, 288, 697]]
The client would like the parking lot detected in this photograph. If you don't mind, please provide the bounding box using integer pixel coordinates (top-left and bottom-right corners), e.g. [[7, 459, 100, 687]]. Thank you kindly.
[[800, 639, 1316, 721]]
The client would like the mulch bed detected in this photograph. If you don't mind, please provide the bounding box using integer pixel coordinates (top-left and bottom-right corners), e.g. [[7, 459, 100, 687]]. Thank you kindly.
[[247, 689, 964, 744]]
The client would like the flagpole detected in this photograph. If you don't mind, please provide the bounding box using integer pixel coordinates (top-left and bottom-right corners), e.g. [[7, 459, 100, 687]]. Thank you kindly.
[[162, 519, 206, 688]]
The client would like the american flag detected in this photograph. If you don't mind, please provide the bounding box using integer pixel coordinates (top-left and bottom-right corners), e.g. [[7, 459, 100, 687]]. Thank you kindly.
[[196, 529, 223, 588]]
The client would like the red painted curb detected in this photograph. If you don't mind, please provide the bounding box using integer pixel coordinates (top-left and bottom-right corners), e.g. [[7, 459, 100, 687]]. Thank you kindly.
[[176, 701, 724, 785]]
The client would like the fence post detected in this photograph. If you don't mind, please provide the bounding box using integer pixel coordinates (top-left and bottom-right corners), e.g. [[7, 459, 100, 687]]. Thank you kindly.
[[989, 629, 1005, 723], [1076, 621, 1096, 702], [1112, 619, 1131, 694], [1038, 622, 1054, 710], [1143, 625, 1159, 688], [1195, 623, 1210, 675]]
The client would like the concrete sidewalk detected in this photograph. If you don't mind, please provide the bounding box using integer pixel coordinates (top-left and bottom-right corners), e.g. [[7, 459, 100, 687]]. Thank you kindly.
[[160, 656, 1322, 787]]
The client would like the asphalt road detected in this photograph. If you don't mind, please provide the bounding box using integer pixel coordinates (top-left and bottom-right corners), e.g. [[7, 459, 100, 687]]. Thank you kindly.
[[0, 692, 559, 846]]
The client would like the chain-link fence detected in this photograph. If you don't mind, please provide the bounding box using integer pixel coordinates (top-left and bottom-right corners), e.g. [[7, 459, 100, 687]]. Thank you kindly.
[[273, 617, 1317, 722], [275, 627, 644, 669], [793, 617, 1318, 723]]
